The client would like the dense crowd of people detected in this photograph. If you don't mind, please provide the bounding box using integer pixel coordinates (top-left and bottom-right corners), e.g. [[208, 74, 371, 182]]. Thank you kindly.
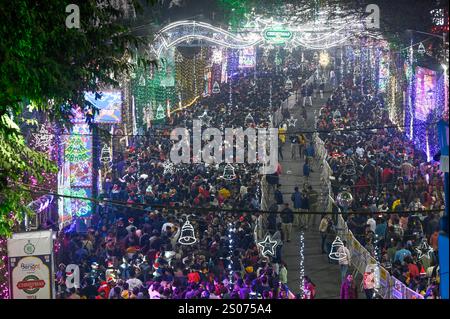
[[54, 51, 317, 299], [317, 76, 444, 299]]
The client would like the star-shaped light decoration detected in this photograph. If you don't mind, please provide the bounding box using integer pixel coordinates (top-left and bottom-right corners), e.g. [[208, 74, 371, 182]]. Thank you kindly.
[[415, 239, 434, 260], [286, 116, 298, 127], [198, 111, 212, 127], [32, 125, 53, 152], [257, 234, 279, 257]]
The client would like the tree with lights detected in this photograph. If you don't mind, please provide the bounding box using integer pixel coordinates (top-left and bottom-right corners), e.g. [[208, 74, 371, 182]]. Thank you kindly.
[[0, 0, 157, 237], [65, 136, 90, 163]]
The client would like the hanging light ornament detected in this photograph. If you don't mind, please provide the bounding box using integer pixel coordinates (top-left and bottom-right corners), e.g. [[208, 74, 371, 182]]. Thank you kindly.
[[257, 234, 279, 257], [100, 144, 112, 164], [163, 161, 175, 175], [417, 42, 426, 55], [336, 189, 353, 210], [222, 163, 236, 180], [32, 124, 53, 152], [178, 216, 197, 245], [319, 51, 330, 67], [415, 238, 434, 260], [175, 51, 184, 63], [328, 236, 348, 261], [198, 111, 212, 126], [138, 73, 146, 86], [212, 81, 221, 94], [245, 113, 255, 125], [285, 78, 293, 90], [143, 102, 154, 128], [212, 48, 223, 64], [155, 104, 166, 121]]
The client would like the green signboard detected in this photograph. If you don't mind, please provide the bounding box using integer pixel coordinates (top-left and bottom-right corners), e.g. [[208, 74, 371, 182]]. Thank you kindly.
[[262, 26, 293, 44]]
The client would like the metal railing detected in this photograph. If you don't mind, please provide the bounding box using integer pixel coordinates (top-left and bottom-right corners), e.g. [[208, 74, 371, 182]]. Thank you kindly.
[[313, 130, 424, 299]]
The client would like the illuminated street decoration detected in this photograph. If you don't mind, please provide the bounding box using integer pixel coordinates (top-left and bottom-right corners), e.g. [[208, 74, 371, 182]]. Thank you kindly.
[[65, 125, 93, 188], [198, 111, 212, 126], [378, 50, 390, 93], [417, 42, 426, 55], [32, 124, 54, 153], [212, 48, 223, 64], [238, 47, 256, 68], [163, 161, 175, 175], [263, 25, 293, 44], [285, 78, 293, 90], [178, 217, 197, 245], [100, 144, 112, 165], [257, 234, 279, 257], [59, 123, 93, 222], [212, 81, 220, 94], [329, 236, 348, 261], [63, 188, 92, 218], [151, 17, 378, 58], [222, 163, 236, 180], [319, 51, 330, 67], [65, 135, 90, 163], [155, 104, 166, 121], [415, 239, 434, 260], [287, 116, 297, 127]]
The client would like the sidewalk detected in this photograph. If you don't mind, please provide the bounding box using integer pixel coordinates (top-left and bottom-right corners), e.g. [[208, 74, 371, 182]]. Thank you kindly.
[[271, 87, 344, 298]]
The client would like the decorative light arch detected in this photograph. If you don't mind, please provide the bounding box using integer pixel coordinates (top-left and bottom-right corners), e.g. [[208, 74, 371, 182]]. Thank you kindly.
[[150, 15, 380, 58]]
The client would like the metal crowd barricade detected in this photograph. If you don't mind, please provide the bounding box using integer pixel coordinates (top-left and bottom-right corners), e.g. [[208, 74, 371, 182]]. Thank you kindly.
[[312, 130, 424, 299]]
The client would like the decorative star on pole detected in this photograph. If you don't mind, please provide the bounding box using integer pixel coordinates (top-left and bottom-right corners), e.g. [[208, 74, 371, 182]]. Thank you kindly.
[[257, 234, 279, 257], [286, 116, 298, 127], [415, 239, 434, 260]]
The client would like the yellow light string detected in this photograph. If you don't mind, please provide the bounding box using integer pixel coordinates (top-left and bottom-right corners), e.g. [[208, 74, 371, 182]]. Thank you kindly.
[[170, 95, 201, 114]]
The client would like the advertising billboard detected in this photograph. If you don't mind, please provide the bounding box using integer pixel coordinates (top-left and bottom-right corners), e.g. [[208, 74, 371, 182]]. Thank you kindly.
[[84, 90, 122, 123], [7, 231, 55, 299]]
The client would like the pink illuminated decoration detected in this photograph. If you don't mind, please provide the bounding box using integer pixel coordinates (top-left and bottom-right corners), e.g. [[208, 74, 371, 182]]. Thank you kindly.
[[415, 67, 437, 122]]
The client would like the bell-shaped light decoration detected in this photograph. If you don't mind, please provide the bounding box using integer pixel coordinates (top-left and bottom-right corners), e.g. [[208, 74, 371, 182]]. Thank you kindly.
[[245, 113, 255, 125], [178, 217, 197, 245], [222, 163, 237, 181], [155, 104, 166, 120], [285, 78, 293, 90], [417, 42, 426, 55], [100, 144, 112, 164], [212, 81, 220, 94], [329, 236, 347, 261]]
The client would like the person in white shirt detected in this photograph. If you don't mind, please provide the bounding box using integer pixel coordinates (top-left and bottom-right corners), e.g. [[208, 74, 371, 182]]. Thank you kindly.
[[126, 270, 143, 291], [337, 241, 351, 283], [367, 216, 376, 233], [148, 283, 161, 299], [356, 146, 364, 158]]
